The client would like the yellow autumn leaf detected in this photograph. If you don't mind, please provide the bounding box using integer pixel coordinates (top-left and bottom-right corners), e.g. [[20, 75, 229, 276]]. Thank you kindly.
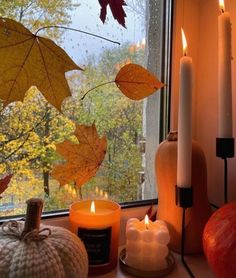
[[51, 124, 107, 187], [0, 18, 82, 110], [115, 63, 165, 100]]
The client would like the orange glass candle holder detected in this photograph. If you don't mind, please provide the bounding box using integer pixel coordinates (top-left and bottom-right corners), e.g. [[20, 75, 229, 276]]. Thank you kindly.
[[69, 199, 121, 276]]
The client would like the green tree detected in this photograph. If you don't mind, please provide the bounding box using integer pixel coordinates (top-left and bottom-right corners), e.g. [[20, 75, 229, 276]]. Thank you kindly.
[[0, 0, 79, 40]]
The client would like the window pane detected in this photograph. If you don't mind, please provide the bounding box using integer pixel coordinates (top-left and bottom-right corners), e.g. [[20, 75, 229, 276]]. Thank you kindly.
[[0, 0, 169, 216]]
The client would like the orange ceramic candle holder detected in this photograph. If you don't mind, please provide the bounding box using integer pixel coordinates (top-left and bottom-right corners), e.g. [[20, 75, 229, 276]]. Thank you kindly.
[[69, 199, 121, 276]]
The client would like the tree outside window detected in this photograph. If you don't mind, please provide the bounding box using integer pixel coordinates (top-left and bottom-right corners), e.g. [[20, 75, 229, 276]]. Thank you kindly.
[[0, 0, 153, 216]]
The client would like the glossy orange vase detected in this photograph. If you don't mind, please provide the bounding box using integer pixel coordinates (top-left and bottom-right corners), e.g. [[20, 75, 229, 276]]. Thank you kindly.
[[155, 131, 212, 253]]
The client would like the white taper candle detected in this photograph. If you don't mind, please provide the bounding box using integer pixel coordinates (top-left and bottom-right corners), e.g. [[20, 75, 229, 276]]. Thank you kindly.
[[177, 29, 193, 188], [218, 0, 232, 138]]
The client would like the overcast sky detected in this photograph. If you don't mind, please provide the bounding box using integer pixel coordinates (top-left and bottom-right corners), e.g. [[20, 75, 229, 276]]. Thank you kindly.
[[62, 0, 145, 65]]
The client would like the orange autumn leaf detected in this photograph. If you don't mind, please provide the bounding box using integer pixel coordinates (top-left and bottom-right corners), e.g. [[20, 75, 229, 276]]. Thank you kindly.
[[0, 18, 82, 110], [115, 63, 165, 100], [51, 124, 107, 187]]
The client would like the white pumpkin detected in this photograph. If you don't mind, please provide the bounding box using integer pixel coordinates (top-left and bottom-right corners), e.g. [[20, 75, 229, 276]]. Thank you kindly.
[[0, 199, 88, 278]]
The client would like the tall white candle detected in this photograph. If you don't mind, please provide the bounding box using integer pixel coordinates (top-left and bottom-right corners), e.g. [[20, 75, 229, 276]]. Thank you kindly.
[[218, 0, 232, 138], [177, 29, 193, 188]]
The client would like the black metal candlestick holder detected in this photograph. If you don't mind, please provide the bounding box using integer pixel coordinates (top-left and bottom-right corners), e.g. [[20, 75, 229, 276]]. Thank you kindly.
[[175, 186, 195, 278], [216, 138, 235, 204], [175, 186, 193, 208]]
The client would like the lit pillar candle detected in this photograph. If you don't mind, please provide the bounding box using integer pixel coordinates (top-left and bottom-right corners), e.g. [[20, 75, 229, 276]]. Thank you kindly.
[[69, 199, 121, 276], [218, 0, 232, 138], [177, 29, 193, 187], [125, 215, 170, 271]]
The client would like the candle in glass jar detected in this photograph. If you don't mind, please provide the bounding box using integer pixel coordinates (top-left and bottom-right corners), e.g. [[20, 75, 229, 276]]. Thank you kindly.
[[69, 199, 121, 276], [177, 29, 193, 187], [125, 215, 170, 271], [218, 0, 232, 138]]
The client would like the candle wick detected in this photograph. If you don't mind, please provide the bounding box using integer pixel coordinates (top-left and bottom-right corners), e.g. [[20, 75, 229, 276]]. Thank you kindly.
[[221, 8, 224, 13]]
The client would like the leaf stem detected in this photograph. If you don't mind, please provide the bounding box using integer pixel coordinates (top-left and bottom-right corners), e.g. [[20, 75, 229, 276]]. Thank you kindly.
[[35, 25, 120, 45], [80, 81, 115, 100]]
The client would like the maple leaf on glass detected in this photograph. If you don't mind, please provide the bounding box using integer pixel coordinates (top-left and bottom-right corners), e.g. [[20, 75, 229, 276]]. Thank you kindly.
[[98, 0, 127, 27], [51, 124, 107, 187], [0, 174, 13, 198], [0, 18, 82, 111], [115, 63, 165, 100]]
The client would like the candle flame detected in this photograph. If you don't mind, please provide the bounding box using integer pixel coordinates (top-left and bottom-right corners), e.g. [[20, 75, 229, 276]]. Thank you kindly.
[[181, 28, 188, 56], [90, 201, 96, 214], [219, 0, 225, 13], [144, 214, 149, 229]]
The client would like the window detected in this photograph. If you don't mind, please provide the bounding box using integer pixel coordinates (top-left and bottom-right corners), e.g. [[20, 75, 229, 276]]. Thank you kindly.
[[0, 0, 172, 217]]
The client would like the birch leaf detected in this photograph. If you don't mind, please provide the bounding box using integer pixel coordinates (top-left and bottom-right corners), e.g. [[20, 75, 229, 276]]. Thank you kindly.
[[115, 63, 165, 100], [0, 18, 82, 110], [51, 124, 107, 187]]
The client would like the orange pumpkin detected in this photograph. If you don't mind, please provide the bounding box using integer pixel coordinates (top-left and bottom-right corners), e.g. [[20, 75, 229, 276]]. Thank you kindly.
[[155, 131, 212, 253], [203, 201, 236, 278]]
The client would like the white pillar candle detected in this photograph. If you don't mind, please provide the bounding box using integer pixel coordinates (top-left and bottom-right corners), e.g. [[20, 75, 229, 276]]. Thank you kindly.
[[177, 29, 193, 188], [218, 0, 232, 138], [125, 215, 170, 272]]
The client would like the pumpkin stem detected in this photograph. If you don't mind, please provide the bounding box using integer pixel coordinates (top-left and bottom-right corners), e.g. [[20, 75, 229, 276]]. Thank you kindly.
[[167, 131, 178, 141], [22, 198, 43, 237]]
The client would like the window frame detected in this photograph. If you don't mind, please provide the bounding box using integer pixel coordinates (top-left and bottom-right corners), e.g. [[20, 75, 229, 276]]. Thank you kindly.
[[0, 199, 158, 223], [141, 0, 173, 199], [0, 0, 173, 222]]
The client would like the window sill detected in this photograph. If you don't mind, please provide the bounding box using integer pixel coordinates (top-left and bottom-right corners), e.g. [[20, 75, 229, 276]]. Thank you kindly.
[[87, 246, 214, 278], [42, 205, 214, 278]]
